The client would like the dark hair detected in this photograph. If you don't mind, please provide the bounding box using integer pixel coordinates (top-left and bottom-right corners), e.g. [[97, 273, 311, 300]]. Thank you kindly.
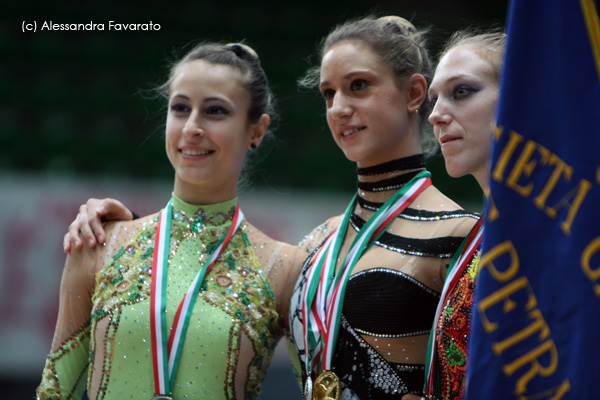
[[300, 16, 437, 156], [159, 42, 274, 124], [158, 41, 276, 190], [438, 29, 507, 84]]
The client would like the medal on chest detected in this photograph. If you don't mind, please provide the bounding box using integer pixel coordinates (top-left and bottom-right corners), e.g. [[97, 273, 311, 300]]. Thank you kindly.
[[301, 171, 432, 399], [312, 371, 341, 400]]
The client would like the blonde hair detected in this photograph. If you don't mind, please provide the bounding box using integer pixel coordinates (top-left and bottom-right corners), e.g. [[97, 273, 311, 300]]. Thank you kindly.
[[438, 30, 507, 83]]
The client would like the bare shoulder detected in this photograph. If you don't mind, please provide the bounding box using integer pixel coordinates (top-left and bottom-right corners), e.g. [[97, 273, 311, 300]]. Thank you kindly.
[[419, 185, 465, 210], [298, 214, 344, 252], [417, 185, 479, 236], [243, 221, 307, 294], [244, 221, 307, 262], [313, 214, 344, 233]]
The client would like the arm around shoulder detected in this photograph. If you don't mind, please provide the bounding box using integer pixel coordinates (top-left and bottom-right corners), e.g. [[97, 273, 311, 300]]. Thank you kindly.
[[37, 223, 116, 398]]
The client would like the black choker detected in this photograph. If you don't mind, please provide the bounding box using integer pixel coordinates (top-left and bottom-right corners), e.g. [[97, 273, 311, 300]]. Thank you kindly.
[[357, 154, 426, 176], [357, 170, 421, 192]]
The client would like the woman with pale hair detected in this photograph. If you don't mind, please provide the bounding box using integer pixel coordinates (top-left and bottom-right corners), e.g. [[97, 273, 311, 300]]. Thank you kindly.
[[403, 29, 506, 400]]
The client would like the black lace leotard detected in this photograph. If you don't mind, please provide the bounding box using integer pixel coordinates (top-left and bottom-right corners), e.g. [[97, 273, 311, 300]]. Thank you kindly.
[[288, 156, 479, 399]]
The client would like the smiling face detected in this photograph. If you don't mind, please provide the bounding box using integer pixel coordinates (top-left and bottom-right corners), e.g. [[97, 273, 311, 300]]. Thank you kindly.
[[166, 59, 267, 204], [428, 44, 499, 188], [319, 40, 424, 168]]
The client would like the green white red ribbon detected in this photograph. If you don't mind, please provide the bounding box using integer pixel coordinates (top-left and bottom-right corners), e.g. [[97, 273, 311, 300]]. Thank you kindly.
[[424, 215, 484, 395], [302, 170, 432, 375], [150, 199, 243, 396]]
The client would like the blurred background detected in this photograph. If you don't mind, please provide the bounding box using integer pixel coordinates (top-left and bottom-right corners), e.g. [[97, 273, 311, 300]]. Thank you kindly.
[[1, 0, 507, 398]]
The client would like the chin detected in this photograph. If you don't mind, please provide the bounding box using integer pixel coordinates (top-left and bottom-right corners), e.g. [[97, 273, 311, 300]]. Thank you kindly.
[[445, 162, 469, 179], [177, 171, 212, 187], [339, 149, 362, 164], [344, 148, 382, 166]]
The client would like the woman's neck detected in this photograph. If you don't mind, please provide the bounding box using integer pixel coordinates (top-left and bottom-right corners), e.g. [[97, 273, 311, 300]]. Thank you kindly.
[[173, 180, 237, 206], [357, 154, 425, 208], [356, 154, 426, 204], [356, 154, 426, 178], [473, 162, 490, 191]]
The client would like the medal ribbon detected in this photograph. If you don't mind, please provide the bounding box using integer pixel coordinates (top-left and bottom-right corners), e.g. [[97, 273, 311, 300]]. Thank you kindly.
[[424, 216, 484, 394], [150, 199, 243, 396], [302, 171, 432, 375]]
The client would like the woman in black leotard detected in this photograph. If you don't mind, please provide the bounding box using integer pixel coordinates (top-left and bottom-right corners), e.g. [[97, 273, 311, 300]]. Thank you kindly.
[[287, 16, 477, 398]]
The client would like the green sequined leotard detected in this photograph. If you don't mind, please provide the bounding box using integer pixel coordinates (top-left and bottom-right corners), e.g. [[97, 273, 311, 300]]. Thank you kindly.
[[37, 194, 305, 400]]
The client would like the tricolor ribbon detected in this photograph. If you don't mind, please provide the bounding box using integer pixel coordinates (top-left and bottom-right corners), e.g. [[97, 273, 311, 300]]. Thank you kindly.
[[424, 215, 484, 395], [301, 170, 432, 376], [150, 199, 243, 396]]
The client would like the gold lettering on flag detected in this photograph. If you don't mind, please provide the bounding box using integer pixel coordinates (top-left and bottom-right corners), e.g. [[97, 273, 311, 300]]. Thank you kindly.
[[491, 126, 595, 235], [477, 241, 571, 397], [581, 236, 600, 296]]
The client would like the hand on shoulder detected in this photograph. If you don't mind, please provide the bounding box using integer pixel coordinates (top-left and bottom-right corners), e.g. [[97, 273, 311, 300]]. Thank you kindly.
[[63, 198, 133, 253]]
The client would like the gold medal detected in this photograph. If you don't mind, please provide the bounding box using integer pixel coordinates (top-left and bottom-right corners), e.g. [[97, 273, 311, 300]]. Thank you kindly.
[[312, 371, 341, 400]]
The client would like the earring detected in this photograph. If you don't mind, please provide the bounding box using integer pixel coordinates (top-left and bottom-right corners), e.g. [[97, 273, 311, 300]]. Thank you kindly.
[[250, 143, 257, 150]]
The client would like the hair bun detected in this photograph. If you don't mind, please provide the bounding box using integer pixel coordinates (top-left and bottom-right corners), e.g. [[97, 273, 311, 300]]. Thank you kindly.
[[226, 43, 259, 61], [377, 15, 419, 39], [377, 15, 409, 25]]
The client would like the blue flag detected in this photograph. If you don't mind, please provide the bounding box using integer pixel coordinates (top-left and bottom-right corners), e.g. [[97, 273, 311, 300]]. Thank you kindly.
[[467, 1, 600, 399]]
